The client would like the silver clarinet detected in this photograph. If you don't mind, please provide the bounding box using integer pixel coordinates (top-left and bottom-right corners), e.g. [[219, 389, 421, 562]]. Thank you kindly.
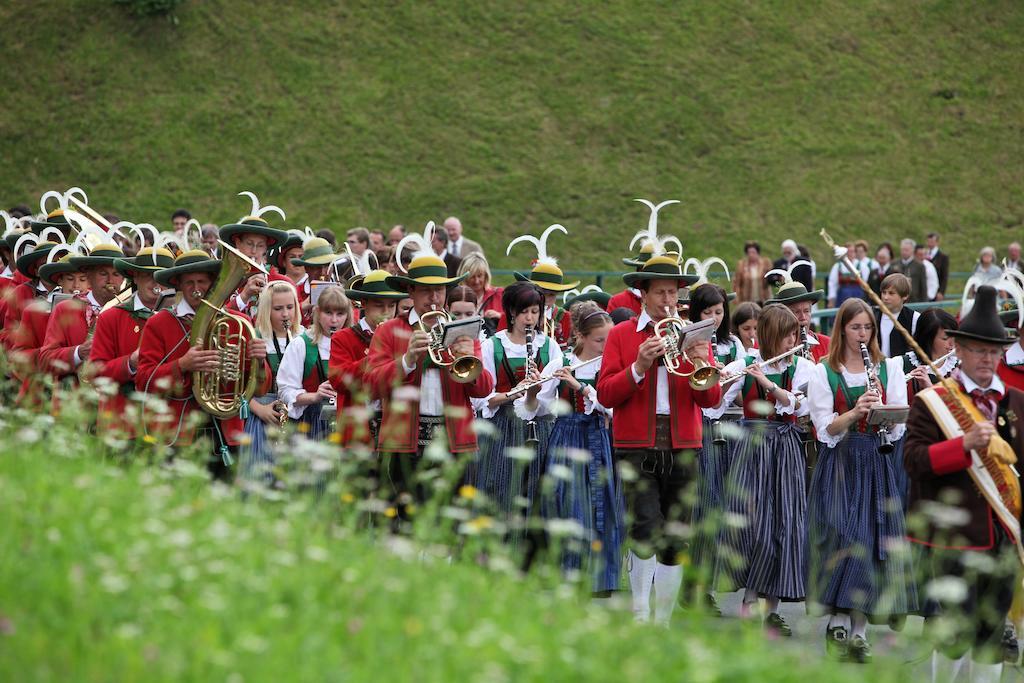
[[859, 342, 894, 455]]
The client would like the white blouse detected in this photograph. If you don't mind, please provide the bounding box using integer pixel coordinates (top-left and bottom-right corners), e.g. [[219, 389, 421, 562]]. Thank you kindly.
[[478, 330, 564, 420], [562, 351, 610, 417], [713, 350, 814, 421], [277, 334, 331, 419], [808, 356, 908, 448]]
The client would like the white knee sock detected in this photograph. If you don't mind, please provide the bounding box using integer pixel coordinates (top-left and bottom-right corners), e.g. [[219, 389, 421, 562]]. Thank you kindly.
[[627, 551, 656, 623], [765, 596, 780, 615], [851, 612, 868, 639], [828, 613, 851, 631], [653, 562, 683, 627], [968, 658, 1002, 683], [930, 651, 968, 683]]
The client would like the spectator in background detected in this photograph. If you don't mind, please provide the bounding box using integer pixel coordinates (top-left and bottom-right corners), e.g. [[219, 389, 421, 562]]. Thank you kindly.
[[316, 229, 337, 248], [925, 232, 949, 300], [369, 230, 386, 252], [1006, 242, 1022, 272], [201, 224, 220, 257], [868, 242, 894, 294], [7, 205, 31, 218], [345, 227, 373, 273], [769, 239, 815, 293], [892, 238, 927, 302], [387, 225, 405, 246], [797, 245, 817, 288], [732, 240, 772, 304], [430, 229, 462, 277], [915, 243, 939, 301], [457, 252, 503, 332], [375, 246, 399, 275], [171, 209, 191, 236], [969, 246, 1002, 293], [854, 240, 877, 275], [443, 216, 483, 259], [826, 241, 869, 308]]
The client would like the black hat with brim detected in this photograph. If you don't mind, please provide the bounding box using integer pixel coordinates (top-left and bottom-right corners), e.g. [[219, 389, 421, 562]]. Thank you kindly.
[[385, 254, 468, 292], [154, 250, 223, 287], [766, 281, 825, 306], [30, 212, 72, 236], [69, 243, 125, 269], [564, 290, 612, 309], [621, 256, 699, 288], [219, 218, 288, 250], [114, 247, 176, 278], [38, 258, 79, 285], [16, 242, 59, 278], [949, 286, 1019, 345], [1000, 308, 1022, 330], [345, 271, 407, 300]]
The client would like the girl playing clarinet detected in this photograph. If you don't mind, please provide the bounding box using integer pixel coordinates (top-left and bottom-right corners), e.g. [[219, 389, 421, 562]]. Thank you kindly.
[[906, 308, 959, 403], [719, 304, 814, 636], [806, 298, 916, 663]]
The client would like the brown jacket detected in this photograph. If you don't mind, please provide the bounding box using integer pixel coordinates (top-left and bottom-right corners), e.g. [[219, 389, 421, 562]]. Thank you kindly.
[[904, 384, 1024, 550]]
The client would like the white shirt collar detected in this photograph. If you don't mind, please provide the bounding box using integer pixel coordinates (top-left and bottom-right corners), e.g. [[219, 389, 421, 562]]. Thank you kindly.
[[36, 281, 48, 293], [133, 294, 151, 312], [175, 299, 196, 318], [629, 287, 641, 297], [408, 308, 421, 326], [636, 307, 654, 331], [359, 317, 373, 334], [0, 265, 11, 278], [86, 291, 102, 309], [804, 328, 821, 346], [962, 371, 1005, 397]]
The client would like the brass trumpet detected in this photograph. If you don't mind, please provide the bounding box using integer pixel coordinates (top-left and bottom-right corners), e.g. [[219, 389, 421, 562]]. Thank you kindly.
[[420, 305, 484, 383], [654, 307, 720, 391]]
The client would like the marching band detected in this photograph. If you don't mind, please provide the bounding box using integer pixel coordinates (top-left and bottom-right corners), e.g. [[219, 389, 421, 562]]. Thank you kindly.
[[2, 188, 1024, 681]]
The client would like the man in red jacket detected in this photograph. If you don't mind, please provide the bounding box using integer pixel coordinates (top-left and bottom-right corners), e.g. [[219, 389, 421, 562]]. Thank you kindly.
[[136, 249, 267, 480], [766, 280, 831, 362], [329, 269, 404, 449], [85, 246, 174, 439], [597, 254, 720, 626], [0, 239, 58, 353], [904, 286, 1023, 681], [367, 252, 494, 519], [39, 243, 125, 413]]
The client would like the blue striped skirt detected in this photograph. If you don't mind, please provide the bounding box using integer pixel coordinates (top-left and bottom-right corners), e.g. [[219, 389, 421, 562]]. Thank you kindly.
[[721, 419, 808, 601], [807, 433, 918, 620], [241, 393, 280, 485], [542, 411, 625, 593], [296, 399, 332, 441], [471, 403, 554, 523], [689, 414, 741, 588]]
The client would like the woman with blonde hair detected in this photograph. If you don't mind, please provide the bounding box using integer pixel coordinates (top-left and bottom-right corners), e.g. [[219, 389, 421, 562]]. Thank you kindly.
[[806, 298, 915, 663], [241, 280, 304, 484], [277, 286, 351, 440], [457, 252, 503, 333], [718, 303, 815, 636]]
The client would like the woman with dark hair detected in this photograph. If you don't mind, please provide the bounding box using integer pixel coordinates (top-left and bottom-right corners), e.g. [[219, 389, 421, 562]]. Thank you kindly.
[[687, 283, 745, 611], [731, 301, 761, 353], [905, 308, 959, 402], [473, 281, 564, 543], [543, 300, 623, 597], [806, 298, 915, 663], [733, 241, 772, 304]]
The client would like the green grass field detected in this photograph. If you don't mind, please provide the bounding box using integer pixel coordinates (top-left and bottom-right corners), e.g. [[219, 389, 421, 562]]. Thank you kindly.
[[0, 401, 922, 682], [0, 1, 1021, 278]]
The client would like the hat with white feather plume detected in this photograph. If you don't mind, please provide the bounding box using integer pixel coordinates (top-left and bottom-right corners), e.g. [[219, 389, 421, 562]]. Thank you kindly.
[[386, 221, 468, 291], [218, 191, 289, 249], [764, 259, 823, 305], [622, 199, 683, 267], [509, 224, 580, 292]]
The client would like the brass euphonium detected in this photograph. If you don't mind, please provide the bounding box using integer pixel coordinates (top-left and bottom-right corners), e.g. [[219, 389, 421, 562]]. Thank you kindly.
[[189, 239, 265, 419], [653, 306, 720, 391], [419, 305, 484, 383]]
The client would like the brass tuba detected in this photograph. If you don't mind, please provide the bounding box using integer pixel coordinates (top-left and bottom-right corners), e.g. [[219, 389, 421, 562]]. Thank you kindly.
[[419, 305, 484, 383], [189, 239, 265, 419], [654, 307, 720, 391]]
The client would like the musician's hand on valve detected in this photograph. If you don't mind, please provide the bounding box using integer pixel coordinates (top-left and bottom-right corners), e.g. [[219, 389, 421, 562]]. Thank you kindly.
[[179, 343, 220, 372], [963, 422, 996, 452], [635, 336, 666, 375], [684, 341, 710, 363], [403, 330, 431, 367], [240, 273, 267, 303], [247, 338, 268, 360], [482, 309, 502, 322]]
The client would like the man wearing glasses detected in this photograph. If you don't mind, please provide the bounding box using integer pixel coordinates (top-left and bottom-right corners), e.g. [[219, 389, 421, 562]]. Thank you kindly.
[[904, 285, 1024, 681], [345, 227, 373, 274]]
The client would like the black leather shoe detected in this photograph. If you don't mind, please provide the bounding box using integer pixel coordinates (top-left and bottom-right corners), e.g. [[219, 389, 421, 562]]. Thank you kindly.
[[763, 612, 792, 637], [1003, 623, 1020, 663], [702, 592, 722, 618], [825, 626, 849, 661], [847, 634, 872, 663]]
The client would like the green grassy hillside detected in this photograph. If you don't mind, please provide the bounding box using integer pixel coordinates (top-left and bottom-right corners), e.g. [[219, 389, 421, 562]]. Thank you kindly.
[[1, 1, 1021, 276]]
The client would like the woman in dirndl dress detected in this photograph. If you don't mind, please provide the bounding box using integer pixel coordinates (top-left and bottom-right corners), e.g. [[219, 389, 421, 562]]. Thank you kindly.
[[719, 304, 814, 636], [277, 286, 351, 441], [905, 307, 960, 404], [240, 280, 303, 485], [543, 300, 624, 596], [473, 282, 563, 540], [806, 298, 917, 663], [687, 283, 747, 612]]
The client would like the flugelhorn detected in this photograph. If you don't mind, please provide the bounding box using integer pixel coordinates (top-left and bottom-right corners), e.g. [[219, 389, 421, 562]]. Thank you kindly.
[[419, 305, 483, 384], [654, 307, 720, 390]]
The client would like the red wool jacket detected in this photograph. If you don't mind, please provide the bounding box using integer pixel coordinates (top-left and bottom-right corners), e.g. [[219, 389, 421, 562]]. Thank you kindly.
[[135, 309, 248, 447], [9, 301, 52, 408], [328, 325, 375, 447], [88, 304, 150, 438], [808, 331, 831, 363], [998, 361, 1024, 394], [0, 282, 40, 351], [367, 314, 494, 454], [597, 319, 722, 450], [39, 298, 93, 381], [605, 289, 643, 316]]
